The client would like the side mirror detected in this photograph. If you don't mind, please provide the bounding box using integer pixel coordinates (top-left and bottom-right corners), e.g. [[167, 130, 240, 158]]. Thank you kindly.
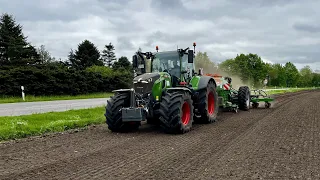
[[188, 50, 194, 63], [132, 55, 138, 68]]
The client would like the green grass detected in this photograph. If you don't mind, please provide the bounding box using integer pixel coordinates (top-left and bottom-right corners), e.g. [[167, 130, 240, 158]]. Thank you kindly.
[[0, 92, 113, 104], [265, 87, 317, 95], [0, 106, 105, 141]]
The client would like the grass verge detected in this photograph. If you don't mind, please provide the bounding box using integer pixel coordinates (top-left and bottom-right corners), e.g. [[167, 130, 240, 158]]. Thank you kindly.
[[266, 87, 317, 95], [0, 92, 113, 104], [0, 106, 105, 142]]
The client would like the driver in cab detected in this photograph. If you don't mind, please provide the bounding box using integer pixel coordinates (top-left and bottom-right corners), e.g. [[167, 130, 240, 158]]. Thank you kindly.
[[170, 60, 180, 78], [169, 60, 180, 87]]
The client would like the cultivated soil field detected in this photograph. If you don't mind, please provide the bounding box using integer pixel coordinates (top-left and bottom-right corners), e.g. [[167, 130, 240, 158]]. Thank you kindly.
[[1, 90, 319, 180]]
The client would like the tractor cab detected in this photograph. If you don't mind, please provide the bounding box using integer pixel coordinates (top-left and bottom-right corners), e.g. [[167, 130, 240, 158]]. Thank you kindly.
[[151, 50, 194, 87], [133, 43, 196, 87]]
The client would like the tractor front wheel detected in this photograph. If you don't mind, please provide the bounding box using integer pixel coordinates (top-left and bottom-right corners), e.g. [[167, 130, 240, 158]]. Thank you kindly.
[[105, 93, 140, 132], [158, 91, 194, 134]]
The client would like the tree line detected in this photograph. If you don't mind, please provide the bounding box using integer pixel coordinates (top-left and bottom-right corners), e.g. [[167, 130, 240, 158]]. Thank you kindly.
[[0, 12, 319, 97], [195, 52, 320, 88]]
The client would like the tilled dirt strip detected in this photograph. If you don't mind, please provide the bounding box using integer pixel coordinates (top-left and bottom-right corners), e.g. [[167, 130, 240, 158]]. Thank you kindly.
[[0, 90, 319, 180]]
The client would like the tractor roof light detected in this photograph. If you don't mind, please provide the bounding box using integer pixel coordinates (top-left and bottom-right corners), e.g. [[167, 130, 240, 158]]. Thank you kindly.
[[193, 42, 196, 47], [156, 46, 159, 52]]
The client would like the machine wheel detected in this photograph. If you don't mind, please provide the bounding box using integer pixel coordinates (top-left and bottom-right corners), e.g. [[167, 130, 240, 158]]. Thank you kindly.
[[105, 93, 140, 132], [265, 102, 271, 108], [158, 91, 194, 134], [238, 86, 251, 111], [197, 80, 219, 123], [252, 102, 259, 108]]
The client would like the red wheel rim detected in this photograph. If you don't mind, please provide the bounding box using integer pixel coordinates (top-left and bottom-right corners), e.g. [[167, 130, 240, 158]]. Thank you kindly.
[[181, 101, 191, 125], [208, 92, 215, 115]]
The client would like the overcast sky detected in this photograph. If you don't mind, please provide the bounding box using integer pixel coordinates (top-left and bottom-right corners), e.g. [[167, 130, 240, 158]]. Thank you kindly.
[[1, 0, 320, 71]]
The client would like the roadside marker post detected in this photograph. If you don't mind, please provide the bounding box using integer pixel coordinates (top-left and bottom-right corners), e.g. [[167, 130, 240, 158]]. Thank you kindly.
[[21, 86, 25, 101]]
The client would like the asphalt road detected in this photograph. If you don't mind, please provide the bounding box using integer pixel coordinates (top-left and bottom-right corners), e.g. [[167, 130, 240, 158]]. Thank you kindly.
[[0, 98, 110, 117]]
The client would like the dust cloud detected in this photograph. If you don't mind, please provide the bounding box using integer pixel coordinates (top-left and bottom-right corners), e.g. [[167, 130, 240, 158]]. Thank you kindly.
[[197, 65, 253, 90]]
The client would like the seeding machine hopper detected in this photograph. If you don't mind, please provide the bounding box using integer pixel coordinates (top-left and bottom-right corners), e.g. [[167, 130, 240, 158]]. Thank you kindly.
[[205, 73, 274, 111], [205, 73, 250, 113]]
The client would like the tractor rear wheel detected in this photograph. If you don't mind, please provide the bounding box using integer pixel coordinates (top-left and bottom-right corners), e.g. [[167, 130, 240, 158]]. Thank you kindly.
[[238, 86, 251, 111], [158, 91, 194, 134], [197, 80, 219, 123], [105, 92, 140, 132]]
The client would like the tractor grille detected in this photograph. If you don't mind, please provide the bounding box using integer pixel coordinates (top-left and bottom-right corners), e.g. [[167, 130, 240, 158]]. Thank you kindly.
[[133, 73, 160, 95], [133, 82, 154, 95]]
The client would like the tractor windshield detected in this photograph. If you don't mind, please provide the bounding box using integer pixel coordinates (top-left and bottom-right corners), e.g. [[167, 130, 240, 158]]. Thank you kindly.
[[152, 51, 180, 77], [151, 50, 194, 81]]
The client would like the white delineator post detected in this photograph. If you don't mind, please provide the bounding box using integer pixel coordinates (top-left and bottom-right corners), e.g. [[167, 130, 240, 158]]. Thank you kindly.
[[21, 86, 25, 101]]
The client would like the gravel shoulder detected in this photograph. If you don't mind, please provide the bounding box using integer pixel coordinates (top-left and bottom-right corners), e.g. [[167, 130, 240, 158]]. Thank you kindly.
[[0, 90, 319, 180]]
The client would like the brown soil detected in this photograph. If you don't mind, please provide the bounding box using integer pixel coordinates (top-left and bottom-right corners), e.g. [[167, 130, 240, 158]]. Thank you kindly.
[[1, 90, 319, 180]]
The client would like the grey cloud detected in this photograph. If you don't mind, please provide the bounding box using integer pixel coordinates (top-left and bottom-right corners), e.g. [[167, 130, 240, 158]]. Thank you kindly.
[[1, 0, 125, 22], [1, 0, 320, 70], [150, 0, 184, 9], [293, 23, 320, 33], [117, 36, 135, 50], [226, 0, 300, 7]]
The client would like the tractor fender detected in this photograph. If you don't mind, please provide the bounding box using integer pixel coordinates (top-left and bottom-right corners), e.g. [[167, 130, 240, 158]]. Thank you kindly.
[[197, 76, 217, 90], [165, 87, 192, 94], [112, 89, 134, 93]]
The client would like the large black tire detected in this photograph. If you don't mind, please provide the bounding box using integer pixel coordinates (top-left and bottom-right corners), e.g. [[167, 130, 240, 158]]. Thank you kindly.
[[158, 91, 194, 134], [146, 109, 160, 125], [238, 86, 251, 111], [146, 97, 160, 125], [196, 80, 219, 123], [105, 92, 140, 132]]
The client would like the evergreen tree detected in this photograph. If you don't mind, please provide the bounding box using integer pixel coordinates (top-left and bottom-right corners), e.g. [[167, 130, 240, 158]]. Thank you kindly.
[[101, 42, 116, 67], [0, 13, 39, 67], [113, 56, 132, 71], [68, 39, 102, 69]]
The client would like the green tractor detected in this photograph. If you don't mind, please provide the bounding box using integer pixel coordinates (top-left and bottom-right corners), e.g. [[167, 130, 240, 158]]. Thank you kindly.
[[105, 43, 220, 134], [104, 43, 253, 134]]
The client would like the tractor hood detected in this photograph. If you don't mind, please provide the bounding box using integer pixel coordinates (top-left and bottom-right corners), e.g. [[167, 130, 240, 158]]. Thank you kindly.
[[133, 73, 161, 95], [133, 73, 161, 84]]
